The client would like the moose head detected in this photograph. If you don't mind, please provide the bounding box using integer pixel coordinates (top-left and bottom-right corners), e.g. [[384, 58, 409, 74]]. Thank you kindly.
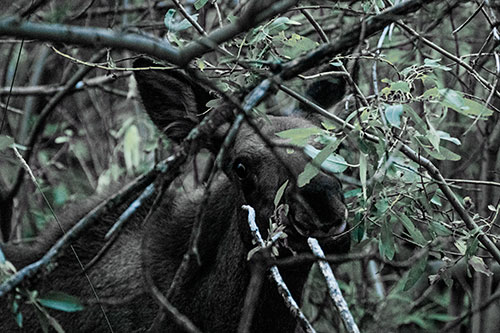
[[0, 58, 349, 333], [134, 58, 350, 331]]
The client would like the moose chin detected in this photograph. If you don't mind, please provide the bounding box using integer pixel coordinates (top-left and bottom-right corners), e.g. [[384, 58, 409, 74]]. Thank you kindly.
[[0, 58, 350, 333]]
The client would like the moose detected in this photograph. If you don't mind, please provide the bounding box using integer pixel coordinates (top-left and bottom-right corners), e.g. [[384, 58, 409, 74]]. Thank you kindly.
[[0, 58, 349, 332]]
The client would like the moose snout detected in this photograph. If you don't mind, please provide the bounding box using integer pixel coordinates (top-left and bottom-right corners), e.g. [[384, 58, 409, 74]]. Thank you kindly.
[[291, 174, 347, 238]]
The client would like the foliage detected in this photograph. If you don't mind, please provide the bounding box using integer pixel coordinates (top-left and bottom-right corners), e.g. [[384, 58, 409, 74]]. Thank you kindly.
[[0, 0, 499, 332]]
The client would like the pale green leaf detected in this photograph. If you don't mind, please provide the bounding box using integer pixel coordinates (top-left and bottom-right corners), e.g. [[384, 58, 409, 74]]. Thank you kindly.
[[436, 130, 461, 145], [390, 81, 410, 93], [194, 0, 208, 10], [276, 127, 323, 146], [297, 163, 319, 188], [423, 58, 451, 71], [164, 9, 197, 32], [298, 141, 346, 187], [0, 135, 14, 151], [379, 218, 395, 260], [404, 254, 428, 291], [359, 153, 367, 201], [398, 213, 427, 246], [439, 89, 493, 117], [38, 291, 84, 312], [124, 125, 141, 174], [274, 180, 289, 207], [425, 119, 440, 152], [423, 87, 440, 99], [463, 98, 494, 117], [469, 256, 493, 276], [384, 104, 404, 128]]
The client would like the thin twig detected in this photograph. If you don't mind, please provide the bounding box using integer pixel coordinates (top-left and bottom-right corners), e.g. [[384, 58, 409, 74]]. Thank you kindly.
[[242, 205, 316, 333], [10, 146, 115, 333], [397, 21, 500, 99], [307, 238, 360, 333]]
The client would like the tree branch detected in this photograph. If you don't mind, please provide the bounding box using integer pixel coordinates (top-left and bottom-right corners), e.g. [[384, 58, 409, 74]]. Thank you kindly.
[[0, 17, 181, 64], [0, 0, 299, 67], [307, 238, 360, 333], [242, 205, 317, 333]]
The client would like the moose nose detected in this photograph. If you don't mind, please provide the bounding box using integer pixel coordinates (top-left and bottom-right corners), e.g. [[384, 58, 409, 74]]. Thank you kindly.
[[298, 174, 346, 235]]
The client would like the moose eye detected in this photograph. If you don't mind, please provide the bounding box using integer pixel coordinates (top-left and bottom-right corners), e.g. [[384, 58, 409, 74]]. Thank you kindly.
[[234, 162, 248, 179]]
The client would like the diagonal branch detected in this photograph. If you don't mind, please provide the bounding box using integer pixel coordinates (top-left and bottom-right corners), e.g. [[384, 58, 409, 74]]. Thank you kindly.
[[0, 0, 299, 67]]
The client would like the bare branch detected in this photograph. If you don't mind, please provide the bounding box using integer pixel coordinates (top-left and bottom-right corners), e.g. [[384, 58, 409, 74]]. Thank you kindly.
[[242, 205, 316, 333], [307, 238, 360, 333], [0, 0, 299, 67], [0, 72, 130, 96], [0, 17, 181, 63]]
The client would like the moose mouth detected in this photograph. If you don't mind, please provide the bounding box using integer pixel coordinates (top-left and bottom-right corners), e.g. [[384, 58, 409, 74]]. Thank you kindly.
[[306, 219, 347, 239], [273, 202, 348, 239], [284, 211, 348, 239]]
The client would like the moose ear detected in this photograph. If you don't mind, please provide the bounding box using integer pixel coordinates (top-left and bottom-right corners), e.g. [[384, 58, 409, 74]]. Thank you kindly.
[[293, 75, 346, 126], [303, 76, 346, 110], [133, 58, 213, 143]]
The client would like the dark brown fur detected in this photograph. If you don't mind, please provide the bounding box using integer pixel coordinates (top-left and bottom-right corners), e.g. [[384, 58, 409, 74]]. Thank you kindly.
[[0, 59, 349, 332]]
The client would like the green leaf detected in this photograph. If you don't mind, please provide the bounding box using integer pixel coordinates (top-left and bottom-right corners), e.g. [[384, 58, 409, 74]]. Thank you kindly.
[[38, 291, 84, 312], [438, 89, 493, 117], [466, 235, 479, 258], [47, 314, 65, 333], [267, 17, 301, 35], [54, 136, 70, 144], [0, 135, 14, 151], [439, 88, 466, 111], [274, 180, 289, 207], [164, 9, 197, 32], [404, 106, 427, 134], [398, 213, 427, 246], [375, 199, 389, 215], [321, 121, 336, 130], [298, 141, 346, 187], [384, 104, 404, 128], [430, 221, 451, 237], [194, 0, 209, 10], [352, 223, 364, 243], [425, 118, 440, 152], [423, 58, 451, 71], [318, 153, 347, 173], [428, 145, 461, 161], [71, 141, 89, 160], [436, 130, 461, 145], [463, 98, 494, 117], [297, 163, 319, 188], [124, 125, 141, 174], [430, 193, 441, 206], [403, 254, 428, 291], [415, 137, 461, 161], [454, 239, 466, 255], [390, 81, 410, 93], [359, 152, 367, 202], [469, 255, 493, 276], [422, 87, 440, 99], [52, 184, 69, 206], [275, 32, 318, 58], [15, 311, 22, 328], [379, 217, 395, 260], [276, 127, 323, 146]]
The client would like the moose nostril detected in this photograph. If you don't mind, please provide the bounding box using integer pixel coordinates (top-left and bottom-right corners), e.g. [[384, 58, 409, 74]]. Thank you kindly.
[[298, 175, 345, 226]]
